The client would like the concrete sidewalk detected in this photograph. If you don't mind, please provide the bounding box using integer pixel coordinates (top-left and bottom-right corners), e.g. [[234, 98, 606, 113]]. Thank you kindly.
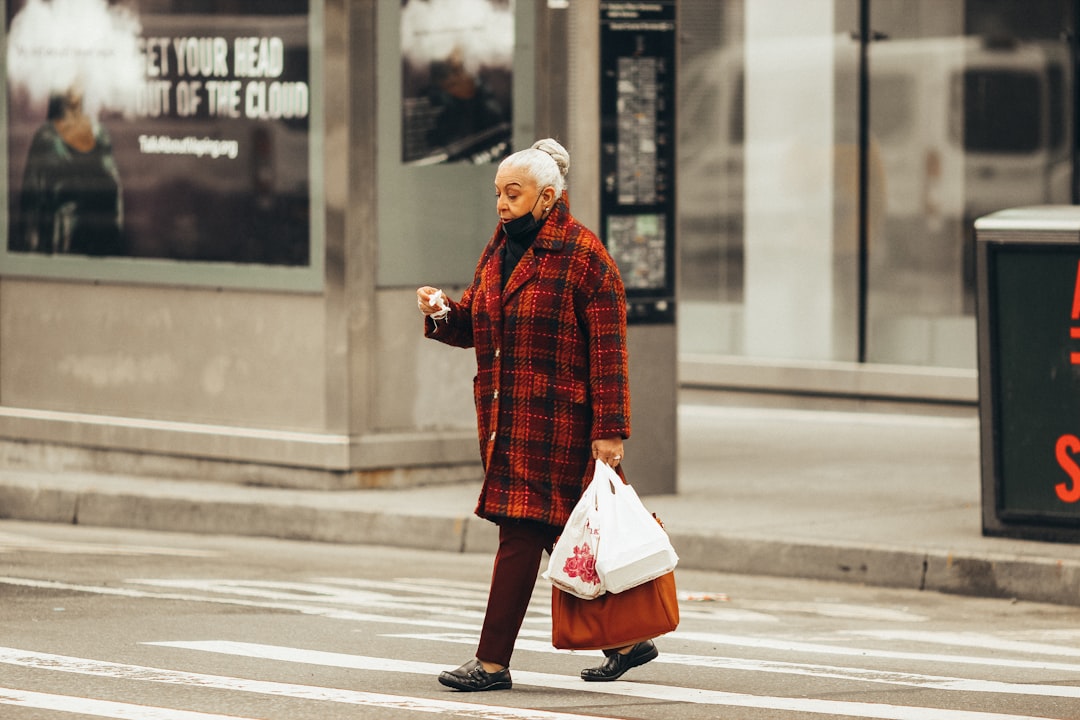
[[3, 400, 1080, 606]]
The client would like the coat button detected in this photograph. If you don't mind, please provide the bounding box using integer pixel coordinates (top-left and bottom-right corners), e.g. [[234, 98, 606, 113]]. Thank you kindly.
[[494, 348, 501, 358], [489, 431, 497, 441], [493, 390, 499, 399]]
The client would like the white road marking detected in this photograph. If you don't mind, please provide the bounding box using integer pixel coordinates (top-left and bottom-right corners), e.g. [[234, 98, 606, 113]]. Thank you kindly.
[[676, 606, 781, 623], [0, 565, 933, 626], [0, 687, 251, 720], [673, 631, 1080, 673], [3, 574, 1071, 675], [147, 640, 1059, 720], [2, 569, 1073, 717], [750, 600, 928, 622], [314, 577, 492, 600], [0, 647, 617, 720], [5, 575, 1073, 673], [0, 576, 505, 630], [392, 632, 1080, 700], [843, 630, 1080, 658], [126, 578, 488, 618], [0, 575, 555, 641], [1028, 629, 1080, 642], [392, 578, 496, 594], [0, 532, 216, 557], [127, 577, 783, 624]]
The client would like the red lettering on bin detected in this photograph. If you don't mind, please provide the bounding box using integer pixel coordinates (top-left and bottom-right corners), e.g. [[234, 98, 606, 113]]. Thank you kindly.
[[1072, 260, 1080, 319], [1070, 262, 1080, 364], [1055, 434, 1080, 503]]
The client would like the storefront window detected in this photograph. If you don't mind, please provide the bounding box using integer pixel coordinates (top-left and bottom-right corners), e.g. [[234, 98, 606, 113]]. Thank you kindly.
[[677, 0, 856, 361], [677, 0, 1074, 373], [865, 0, 1071, 368]]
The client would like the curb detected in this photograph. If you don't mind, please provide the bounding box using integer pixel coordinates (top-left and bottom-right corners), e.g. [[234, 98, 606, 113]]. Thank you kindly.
[[670, 530, 1080, 607], [3, 478, 1080, 608], [0, 477, 500, 553]]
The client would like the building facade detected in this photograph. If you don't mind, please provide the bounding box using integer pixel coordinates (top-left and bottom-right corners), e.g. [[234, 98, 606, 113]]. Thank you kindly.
[[0, 0, 1072, 487]]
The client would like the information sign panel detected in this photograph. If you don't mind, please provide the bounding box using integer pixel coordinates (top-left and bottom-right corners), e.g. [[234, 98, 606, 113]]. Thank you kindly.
[[599, 1, 675, 324]]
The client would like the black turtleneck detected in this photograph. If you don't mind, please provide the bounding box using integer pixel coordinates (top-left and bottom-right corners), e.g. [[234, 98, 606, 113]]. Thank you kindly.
[[502, 215, 547, 288]]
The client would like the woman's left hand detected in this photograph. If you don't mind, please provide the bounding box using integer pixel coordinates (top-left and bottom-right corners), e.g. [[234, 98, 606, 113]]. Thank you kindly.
[[592, 437, 624, 467]]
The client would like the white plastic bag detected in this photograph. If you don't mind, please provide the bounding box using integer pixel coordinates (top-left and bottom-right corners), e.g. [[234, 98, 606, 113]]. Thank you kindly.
[[543, 467, 606, 599], [593, 460, 679, 594]]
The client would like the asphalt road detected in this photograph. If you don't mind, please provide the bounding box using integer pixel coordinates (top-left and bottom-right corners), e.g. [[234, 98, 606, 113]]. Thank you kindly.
[[1, 520, 1079, 720]]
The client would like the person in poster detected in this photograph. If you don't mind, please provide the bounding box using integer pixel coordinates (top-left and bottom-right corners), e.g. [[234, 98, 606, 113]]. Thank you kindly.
[[12, 84, 125, 256], [400, 0, 513, 165], [6, 0, 140, 257]]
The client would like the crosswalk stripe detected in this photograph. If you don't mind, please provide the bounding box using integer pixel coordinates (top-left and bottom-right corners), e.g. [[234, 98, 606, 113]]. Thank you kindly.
[[0, 532, 217, 558], [148, 640, 1056, 720], [674, 631, 1080, 673], [2, 574, 1072, 717], [311, 577, 492, 600], [0, 575, 553, 639], [749, 601, 928, 622], [125, 578, 488, 618], [6, 575, 1078, 677], [0, 647, 618, 720], [0, 687, 251, 720], [0, 572, 926, 625], [844, 630, 1080, 658], [0, 576, 495, 632], [389, 631, 1080, 700]]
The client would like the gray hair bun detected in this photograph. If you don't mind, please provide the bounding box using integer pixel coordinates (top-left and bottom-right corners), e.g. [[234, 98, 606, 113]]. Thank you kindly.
[[531, 138, 570, 179]]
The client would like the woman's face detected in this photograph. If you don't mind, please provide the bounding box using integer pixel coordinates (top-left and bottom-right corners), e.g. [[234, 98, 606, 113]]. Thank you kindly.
[[494, 166, 553, 222]]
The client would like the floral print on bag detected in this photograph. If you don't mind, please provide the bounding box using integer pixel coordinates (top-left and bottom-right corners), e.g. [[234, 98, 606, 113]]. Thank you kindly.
[[563, 543, 600, 586]]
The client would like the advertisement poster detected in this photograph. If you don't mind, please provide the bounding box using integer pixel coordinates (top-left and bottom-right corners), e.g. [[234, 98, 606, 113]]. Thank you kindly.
[[400, 0, 512, 166], [5, 0, 311, 268]]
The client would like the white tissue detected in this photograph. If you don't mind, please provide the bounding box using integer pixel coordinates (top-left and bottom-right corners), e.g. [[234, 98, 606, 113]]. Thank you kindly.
[[428, 290, 450, 320]]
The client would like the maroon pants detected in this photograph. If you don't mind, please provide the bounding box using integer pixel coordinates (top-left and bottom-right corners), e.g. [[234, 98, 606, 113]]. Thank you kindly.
[[476, 519, 561, 667]]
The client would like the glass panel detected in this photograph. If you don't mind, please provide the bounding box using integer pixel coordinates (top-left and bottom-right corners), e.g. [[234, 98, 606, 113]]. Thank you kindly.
[[677, 1, 858, 361], [865, 0, 1072, 368], [677, 2, 745, 354]]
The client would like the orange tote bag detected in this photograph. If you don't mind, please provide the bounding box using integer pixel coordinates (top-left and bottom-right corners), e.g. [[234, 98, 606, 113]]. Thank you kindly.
[[551, 571, 679, 651]]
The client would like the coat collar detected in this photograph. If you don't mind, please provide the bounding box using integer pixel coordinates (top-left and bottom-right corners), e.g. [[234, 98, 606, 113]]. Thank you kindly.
[[533, 191, 570, 251], [497, 192, 571, 299]]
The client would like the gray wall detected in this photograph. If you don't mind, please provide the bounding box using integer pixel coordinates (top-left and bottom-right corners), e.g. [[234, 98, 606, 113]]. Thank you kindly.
[[2, 281, 327, 429]]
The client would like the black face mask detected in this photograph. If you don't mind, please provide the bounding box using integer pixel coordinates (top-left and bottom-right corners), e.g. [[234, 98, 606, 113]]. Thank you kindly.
[[502, 193, 546, 239]]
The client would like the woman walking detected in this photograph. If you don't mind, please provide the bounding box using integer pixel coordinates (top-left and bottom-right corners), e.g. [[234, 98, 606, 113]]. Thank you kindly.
[[417, 138, 657, 691]]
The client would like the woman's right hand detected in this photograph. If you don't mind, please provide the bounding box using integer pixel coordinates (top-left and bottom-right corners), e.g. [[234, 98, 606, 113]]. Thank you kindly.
[[416, 286, 447, 316]]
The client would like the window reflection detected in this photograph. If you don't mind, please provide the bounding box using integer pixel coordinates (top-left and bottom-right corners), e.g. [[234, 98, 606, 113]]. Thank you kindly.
[[677, 0, 1074, 373]]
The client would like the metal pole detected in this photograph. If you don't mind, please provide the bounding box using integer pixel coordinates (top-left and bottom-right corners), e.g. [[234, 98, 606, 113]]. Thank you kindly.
[[857, 0, 871, 363]]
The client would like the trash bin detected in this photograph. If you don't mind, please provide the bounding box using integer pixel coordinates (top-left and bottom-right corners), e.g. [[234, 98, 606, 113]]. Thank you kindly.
[[976, 205, 1080, 542]]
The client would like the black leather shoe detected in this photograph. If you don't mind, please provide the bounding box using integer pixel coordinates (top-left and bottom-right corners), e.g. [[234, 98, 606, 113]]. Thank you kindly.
[[438, 659, 512, 691], [580, 640, 658, 682]]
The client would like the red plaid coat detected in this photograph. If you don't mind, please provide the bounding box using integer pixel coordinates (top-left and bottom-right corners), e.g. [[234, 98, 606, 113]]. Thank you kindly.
[[424, 195, 630, 527]]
